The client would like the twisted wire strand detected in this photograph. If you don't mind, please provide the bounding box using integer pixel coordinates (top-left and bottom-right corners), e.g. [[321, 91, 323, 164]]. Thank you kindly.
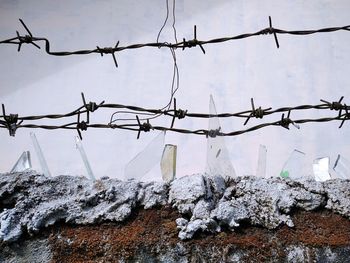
[[1, 18, 349, 58], [1, 95, 349, 138], [0, 100, 342, 121], [0, 114, 346, 138]]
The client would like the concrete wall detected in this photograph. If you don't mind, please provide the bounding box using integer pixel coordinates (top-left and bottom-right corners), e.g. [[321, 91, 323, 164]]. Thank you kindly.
[[1, 0, 350, 180]]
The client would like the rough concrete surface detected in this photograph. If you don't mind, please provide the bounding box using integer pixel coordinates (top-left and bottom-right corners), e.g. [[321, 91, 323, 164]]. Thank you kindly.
[[0, 171, 350, 262]]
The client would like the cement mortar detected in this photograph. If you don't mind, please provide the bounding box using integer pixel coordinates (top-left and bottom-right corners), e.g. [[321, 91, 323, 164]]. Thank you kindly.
[[0, 171, 349, 242]]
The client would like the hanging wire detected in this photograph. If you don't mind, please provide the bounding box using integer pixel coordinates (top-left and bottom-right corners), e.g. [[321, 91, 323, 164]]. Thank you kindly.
[[172, 0, 178, 44], [156, 0, 170, 44], [109, 0, 180, 124]]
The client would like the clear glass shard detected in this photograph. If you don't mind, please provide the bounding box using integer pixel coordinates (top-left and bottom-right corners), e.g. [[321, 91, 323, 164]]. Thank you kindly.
[[30, 132, 52, 178], [10, 151, 32, 173], [75, 137, 96, 181], [333, 154, 350, 179], [125, 131, 165, 180], [160, 144, 177, 183], [313, 157, 331, 181], [256, 145, 267, 178], [206, 95, 236, 178], [280, 149, 306, 180]]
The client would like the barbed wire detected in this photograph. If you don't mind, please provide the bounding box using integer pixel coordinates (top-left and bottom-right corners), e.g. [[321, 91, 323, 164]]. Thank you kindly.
[[1, 94, 349, 139], [1, 13, 350, 139], [1, 17, 349, 68]]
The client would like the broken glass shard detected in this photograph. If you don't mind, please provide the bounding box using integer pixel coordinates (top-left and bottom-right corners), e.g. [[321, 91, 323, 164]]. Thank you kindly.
[[206, 95, 236, 178], [256, 145, 267, 178], [280, 149, 305, 180], [125, 131, 165, 180], [30, 132, 52, 178], [10, 151, 32, 173], [76, 137, 96, 181], [313, 157, 331, 181], [160, 144, 177, 183], [333, 154, 350, 179]]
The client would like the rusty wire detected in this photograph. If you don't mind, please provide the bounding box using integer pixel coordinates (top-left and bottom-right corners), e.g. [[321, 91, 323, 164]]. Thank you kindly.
[[0, 93, 349, 139]]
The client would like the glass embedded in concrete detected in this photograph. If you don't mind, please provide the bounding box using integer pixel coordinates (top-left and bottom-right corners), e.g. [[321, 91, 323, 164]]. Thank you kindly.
[[125, 131, 165, 180], [205, 95, 236, 178], [256, 145, 267, 178], [76, 137, 96, 181], [10, 151, 32, 173], [160, 144, 177, 183], [333, 154, 350, 179], [30, 132, 52, 178], [313, 157, 331, 181], [280, 149, 306, 180]]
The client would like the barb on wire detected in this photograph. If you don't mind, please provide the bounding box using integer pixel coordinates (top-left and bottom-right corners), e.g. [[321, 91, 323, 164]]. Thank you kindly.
[[182, 25, 206, 54], [261, 16, 279, 48], [1, 104, 22, 136], [207, 127, 222, 138], [278, 110, 300, 130], [136, 115, 153, 139], [96, 41, 119, 68], [244, 98, 272, 125], [320, 96, 345, 111], [170, 98, 187, 128], [76, 112, 88, 140], [15, 19, 41, 52], [338, 104, 350, 129], [81, 92, 105, 123]]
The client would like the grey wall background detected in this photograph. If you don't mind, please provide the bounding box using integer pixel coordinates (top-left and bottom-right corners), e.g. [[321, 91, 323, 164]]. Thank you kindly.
[[0, 0, 350, 180]]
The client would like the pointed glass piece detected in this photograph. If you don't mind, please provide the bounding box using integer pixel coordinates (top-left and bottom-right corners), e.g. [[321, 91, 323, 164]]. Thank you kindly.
[[30, 132, 52, 178], [125, 131, 165, 180], [313, 157, 331, 181], [333, 154, 350, 179], [10, 151, 32, 173], [280, 149, 305, 180], [160, 144, 177, 183], [76, 137, 96, 181], [206, 95, 236, 178], [256, 145, 267, 178]]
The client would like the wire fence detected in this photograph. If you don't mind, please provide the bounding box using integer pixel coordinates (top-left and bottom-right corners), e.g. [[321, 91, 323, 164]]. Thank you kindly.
[[0, 17, 349, 68], [1, 11, 350, 139], [0, 94, 349, 139]]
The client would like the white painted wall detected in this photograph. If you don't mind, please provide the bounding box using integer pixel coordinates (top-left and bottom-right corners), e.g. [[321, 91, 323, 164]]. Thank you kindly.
[[1, 0, 350, 180]]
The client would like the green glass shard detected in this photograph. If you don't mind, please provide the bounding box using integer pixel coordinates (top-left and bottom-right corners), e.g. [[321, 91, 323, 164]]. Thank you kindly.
[[279, 150, 305, 180], [280, 170, 289, 178]]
